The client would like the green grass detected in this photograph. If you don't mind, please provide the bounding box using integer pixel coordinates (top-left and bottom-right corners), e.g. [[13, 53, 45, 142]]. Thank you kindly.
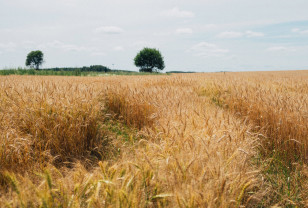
[[253, 151, 306, 208], [101, 114, 146, 145], [0, 69, 169, 76]]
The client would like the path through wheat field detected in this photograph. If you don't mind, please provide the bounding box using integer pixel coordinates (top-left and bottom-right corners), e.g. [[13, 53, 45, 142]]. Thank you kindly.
[[0, 71, 307, 207]]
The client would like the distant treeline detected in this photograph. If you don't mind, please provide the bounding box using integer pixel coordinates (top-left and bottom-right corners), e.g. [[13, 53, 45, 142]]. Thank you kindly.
[[45, 65, 111, 72], [0, 67, 168, 76], [167, 71, 196, 73]]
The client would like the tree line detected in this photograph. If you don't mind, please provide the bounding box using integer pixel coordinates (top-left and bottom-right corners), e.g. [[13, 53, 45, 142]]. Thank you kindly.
[[25, 47, 165, 73], [46, 65, 111, 72]]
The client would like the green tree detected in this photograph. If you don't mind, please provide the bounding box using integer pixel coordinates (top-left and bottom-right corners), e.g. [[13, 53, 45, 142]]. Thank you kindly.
[[25, 50, 44, 70], [134, 48, 165, 72]]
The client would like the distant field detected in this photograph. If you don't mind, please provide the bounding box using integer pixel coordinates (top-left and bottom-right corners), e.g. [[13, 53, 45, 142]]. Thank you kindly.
[[0, 71, 307, 207]]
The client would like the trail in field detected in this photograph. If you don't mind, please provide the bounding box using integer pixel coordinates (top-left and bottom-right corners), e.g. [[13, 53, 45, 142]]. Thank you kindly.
[[98, 75, 260, 207]]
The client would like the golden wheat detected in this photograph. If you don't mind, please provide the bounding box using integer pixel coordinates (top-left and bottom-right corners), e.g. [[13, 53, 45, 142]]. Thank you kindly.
[[0, 72, 307, 207]]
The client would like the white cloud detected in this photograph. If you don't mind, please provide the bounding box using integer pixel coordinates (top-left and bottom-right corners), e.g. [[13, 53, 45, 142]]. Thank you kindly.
[[161, 7, 195, 18], [94, 26, 124, 34], [267, 46, 287, 51], [245, 30, 264, 37], [113, 46, 124, 51], [292, 28, 300, 33], [175, 28, 193, 34], [266, 46, 296, 52], [188, 42, 229, 57], [292, 28, 308, 35], [217, 31, 243, 38], [217, 30, 264, 38]]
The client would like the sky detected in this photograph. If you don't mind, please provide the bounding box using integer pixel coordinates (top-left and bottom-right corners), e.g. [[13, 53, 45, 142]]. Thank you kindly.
[[1, 0, 308, 72]]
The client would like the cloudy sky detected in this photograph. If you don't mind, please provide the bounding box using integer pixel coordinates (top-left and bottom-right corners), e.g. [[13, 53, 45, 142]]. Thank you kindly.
[[1, 0, 308, 72]]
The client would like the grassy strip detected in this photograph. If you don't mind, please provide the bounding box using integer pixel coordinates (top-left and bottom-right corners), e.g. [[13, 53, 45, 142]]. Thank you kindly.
[[197, 83, 308, 207], [253, 152, 306, 207]]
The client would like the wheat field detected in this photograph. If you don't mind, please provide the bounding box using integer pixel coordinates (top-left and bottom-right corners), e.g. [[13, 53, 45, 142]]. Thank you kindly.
[[0, 71, 307, 207]]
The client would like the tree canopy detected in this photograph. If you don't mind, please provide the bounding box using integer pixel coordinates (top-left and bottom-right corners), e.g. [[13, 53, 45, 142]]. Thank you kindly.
[[134, 48, 165, 72], [25, 50, 44, 70]]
